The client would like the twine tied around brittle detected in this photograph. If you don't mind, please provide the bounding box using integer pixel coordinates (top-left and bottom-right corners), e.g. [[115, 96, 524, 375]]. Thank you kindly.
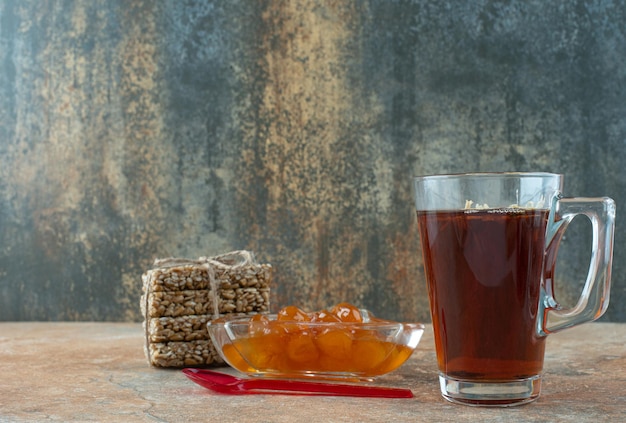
[[152, 250, 257, 270], [150, 250, 258, 320]]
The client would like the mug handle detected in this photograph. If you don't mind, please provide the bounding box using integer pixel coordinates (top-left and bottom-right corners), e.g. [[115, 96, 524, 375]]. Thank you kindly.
[[539, 196, 616, 335]]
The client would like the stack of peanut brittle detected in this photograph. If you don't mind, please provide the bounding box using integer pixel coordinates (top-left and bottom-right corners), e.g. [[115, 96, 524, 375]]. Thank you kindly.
[[141, 251, 272, 367]]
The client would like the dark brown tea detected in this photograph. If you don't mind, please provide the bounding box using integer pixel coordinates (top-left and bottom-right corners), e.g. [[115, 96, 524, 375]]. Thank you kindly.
[[417, 208, 549, 381]]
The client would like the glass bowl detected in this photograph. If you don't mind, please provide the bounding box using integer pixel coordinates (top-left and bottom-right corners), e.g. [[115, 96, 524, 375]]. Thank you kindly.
[[207, 311, 424, 381]]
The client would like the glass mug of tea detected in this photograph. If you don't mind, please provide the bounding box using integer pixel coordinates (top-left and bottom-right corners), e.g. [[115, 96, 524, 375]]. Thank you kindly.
[[413, 172, 615, 407]]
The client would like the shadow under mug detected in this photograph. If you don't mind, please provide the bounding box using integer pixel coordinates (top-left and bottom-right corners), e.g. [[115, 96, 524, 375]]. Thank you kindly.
[[413, 172, 615, 407]]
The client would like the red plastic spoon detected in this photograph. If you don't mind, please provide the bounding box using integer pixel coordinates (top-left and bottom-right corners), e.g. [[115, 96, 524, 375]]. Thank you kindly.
[[182, 368, 413, 398]]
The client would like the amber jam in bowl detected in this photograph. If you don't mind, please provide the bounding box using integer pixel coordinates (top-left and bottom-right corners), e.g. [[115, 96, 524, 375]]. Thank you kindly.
[[207, 303, 425, 380]]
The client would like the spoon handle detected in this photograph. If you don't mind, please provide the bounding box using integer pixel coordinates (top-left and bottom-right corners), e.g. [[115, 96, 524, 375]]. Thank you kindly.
[[242, 378, 414, 398]]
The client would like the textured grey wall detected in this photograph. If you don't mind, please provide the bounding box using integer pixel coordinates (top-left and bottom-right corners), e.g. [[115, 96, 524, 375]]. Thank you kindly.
[[0, 0, 624, 322]]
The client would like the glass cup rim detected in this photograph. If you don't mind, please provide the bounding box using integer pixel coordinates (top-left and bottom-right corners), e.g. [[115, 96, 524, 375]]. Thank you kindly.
[[413, 171, 563, 182]]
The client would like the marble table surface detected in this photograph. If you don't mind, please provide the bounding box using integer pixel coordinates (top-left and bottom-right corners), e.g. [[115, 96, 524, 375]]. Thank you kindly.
[[1, 322, 624, 422]]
